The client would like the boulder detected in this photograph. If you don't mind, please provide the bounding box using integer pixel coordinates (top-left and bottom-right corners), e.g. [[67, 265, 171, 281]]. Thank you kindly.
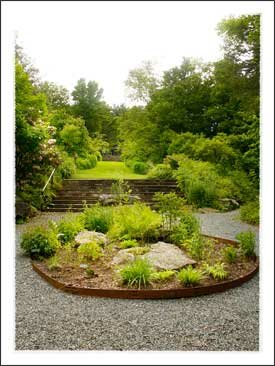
[[219, 198, 240, 211], [75, 231, 108, 247], [98, 194, 140, 206], [111, 249, 136, 266], [142, 242, 196, 271]]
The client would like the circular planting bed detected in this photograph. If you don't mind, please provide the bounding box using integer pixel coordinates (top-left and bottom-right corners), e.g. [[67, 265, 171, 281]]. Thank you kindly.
[[31, 234, 258, 299]]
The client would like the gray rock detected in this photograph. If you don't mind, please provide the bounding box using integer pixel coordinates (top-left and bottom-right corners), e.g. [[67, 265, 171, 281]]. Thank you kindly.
[[142, 242, 196, 270], [219, 198, 240, 211], [99, 194, 140, 206], [111, 249, 136, 266], [75, 231, 108, 247]]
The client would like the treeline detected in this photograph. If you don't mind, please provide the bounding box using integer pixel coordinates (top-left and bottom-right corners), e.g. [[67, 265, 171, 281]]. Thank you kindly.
[[16, 14, 259, 216]]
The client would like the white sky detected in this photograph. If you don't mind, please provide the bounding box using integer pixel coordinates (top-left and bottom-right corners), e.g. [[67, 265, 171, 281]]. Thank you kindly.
[[6, 1, 265, 106]]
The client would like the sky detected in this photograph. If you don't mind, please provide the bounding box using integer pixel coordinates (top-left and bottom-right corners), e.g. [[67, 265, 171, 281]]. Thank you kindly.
[[7, 1, 264, 106]]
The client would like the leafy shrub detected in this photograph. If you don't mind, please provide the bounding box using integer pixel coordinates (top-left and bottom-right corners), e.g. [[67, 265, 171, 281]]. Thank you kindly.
[[150, 270, 175, 282], [203, 263, 228, 280], [57, 156, 76, 179], [119, 258, 152, 288], [83, 205, 113, 233], [181, 234, 205, 261], [240, 201, 259, 225], [119, 239, 139, 249], [56, 214, 84, 244], [132, 161, 149, 175], [223, 246, 238, 263], [109, 203, 161, 242], [170, 212, 200, 243], [187, 180, 217, 208], [20, 226, 60, 259], [110, 179, 132, 204], [75, 154, 97, 169], [153, 192, 186, 231], [177, 266, 203, 286], [148, 164, 174, 179], [77, 241, 103, 261], [235, 231, 256, 257]]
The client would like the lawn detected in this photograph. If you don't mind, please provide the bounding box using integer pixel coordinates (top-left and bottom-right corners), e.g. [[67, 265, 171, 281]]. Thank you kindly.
[[71, 161, 148, 180]]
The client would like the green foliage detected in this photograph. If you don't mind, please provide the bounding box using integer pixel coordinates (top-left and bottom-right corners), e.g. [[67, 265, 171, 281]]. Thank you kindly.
[[203, 263, 228, 280], [77, 241, 103, 261], [222, 246, 238, 263], [240, 201, 259, 225], [56, 214, 84, 244], [83, 205, 113, 233], [110, 178, 132, 204], [132, 161, 149, 175], [47, 255, 62, 271], [181, 234, 205, 261], [20, 226, 60, 259], [177, 266, 203, 286], [119, 258, 152, 288], [109, 203, 161, 241], [153, 192, 186, 231], [170, 212, 200, 243], [85, 267, 95, 277], [148, 164, 174, 179], [119, 239, 139, 249], [150, 270, 175, 282], [75, 154, 97, 169], [236, 231, 256, 257], [127, 246, 150, 256], [56, 156, 76, 179]]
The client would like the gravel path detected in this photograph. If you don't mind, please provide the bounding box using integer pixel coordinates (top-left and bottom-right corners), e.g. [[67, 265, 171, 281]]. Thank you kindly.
[[16, 210, 259, 351]]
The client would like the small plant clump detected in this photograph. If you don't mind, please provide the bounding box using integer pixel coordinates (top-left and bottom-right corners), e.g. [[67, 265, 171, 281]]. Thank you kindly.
[[236, 231, 256, 257], [127, 246, 150, 256], [47, 256, 62, 271], [203, 262, 228, 280], [77, 241, 103, 261], [177, 266, 203, 286], [20, 226, 60, 259], [240, 201, 259, 225], [119, 258, 152, 289], [223, 245, 238, 263], [83, 204, 113, 233], [150, 270, 175, 282], [119, 239, 139, 249], [56, 214, 84, 244]]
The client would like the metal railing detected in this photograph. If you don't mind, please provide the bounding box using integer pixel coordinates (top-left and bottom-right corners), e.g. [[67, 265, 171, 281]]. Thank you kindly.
[[42, 168, 56, 192]]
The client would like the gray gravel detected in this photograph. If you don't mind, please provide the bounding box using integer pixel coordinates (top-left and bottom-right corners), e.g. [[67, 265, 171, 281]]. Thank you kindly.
[[16, 210, 259, 351]]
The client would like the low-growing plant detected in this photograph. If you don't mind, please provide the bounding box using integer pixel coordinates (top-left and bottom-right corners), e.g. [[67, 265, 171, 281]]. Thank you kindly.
[[56, 214, 84, 244], [150, 270, 175, 282], [223, 245, 238, 263], [83, 204, 113, 233], [85, 267, 96, 277], [47, 255, 62, 271], [132, 161, 149, 175], [147, 164, 174, 179], [110, 178, 132, 204], [170, 212, 200, 244], [119, 239, 139, 249], [109, 203, 161, 242], [119, 258, 152, 289], [182, 234, 205, 261], [236, 231, 256, 257], [203, 262, 228, 280], [127, 246, 150, 256], [77, 241, 103, 261], [177, 266, 203, 286], [20, 226, 60, 259], [240, 201, 259, 225]]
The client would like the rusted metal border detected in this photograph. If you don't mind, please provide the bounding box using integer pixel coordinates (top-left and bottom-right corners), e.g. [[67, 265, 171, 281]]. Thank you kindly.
[[31, 235, 259, 299]]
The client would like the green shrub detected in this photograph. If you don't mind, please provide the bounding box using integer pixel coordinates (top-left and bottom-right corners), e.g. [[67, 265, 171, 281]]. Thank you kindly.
[[240, 201, 259, 225], [228, 170, 257, 203], [77, 241, 103, 261], [223, 246, 238, 263], [47, 255, 62, 271], [57, 157, 76, 179], [119, 239, 139, 249], [203, 263, 228, 280], [132, 161, 149, 175], [150, 270, 175, 282], [187, 180, 217, 208], [20, 226, 60, 259], [83, 205, 113, 233], [127, 246, 150, 256], [182, 234, 205, 261], [76, 154, 97, 169], [119, 258, 152, 288], [235, 231, 256, 257], [109, 203, 161, 242], [148, 164, 174, 179], [177, 266, 203, 286], [56, 214, 84, 244], [110, 179, 132, 204], [170, 212, 200, 244]]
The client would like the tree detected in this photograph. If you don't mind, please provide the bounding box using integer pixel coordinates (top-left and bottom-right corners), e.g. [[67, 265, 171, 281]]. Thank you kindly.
[[125, 61, 159, 104], [38, 81, 70, 109]]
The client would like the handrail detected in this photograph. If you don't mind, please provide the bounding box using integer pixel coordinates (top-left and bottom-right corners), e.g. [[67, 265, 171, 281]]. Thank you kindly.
[[42, 168, 56, 192]]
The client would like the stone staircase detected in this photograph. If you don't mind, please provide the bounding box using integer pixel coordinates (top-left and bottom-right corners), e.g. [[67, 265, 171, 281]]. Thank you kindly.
[[45, 179, 183, 212]]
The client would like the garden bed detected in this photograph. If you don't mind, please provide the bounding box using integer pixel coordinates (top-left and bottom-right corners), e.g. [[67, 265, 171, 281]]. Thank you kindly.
[[31, 235, 258, 299]]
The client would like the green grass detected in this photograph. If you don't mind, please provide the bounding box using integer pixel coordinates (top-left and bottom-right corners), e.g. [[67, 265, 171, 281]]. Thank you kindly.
[[71, 161, 148, 180]]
